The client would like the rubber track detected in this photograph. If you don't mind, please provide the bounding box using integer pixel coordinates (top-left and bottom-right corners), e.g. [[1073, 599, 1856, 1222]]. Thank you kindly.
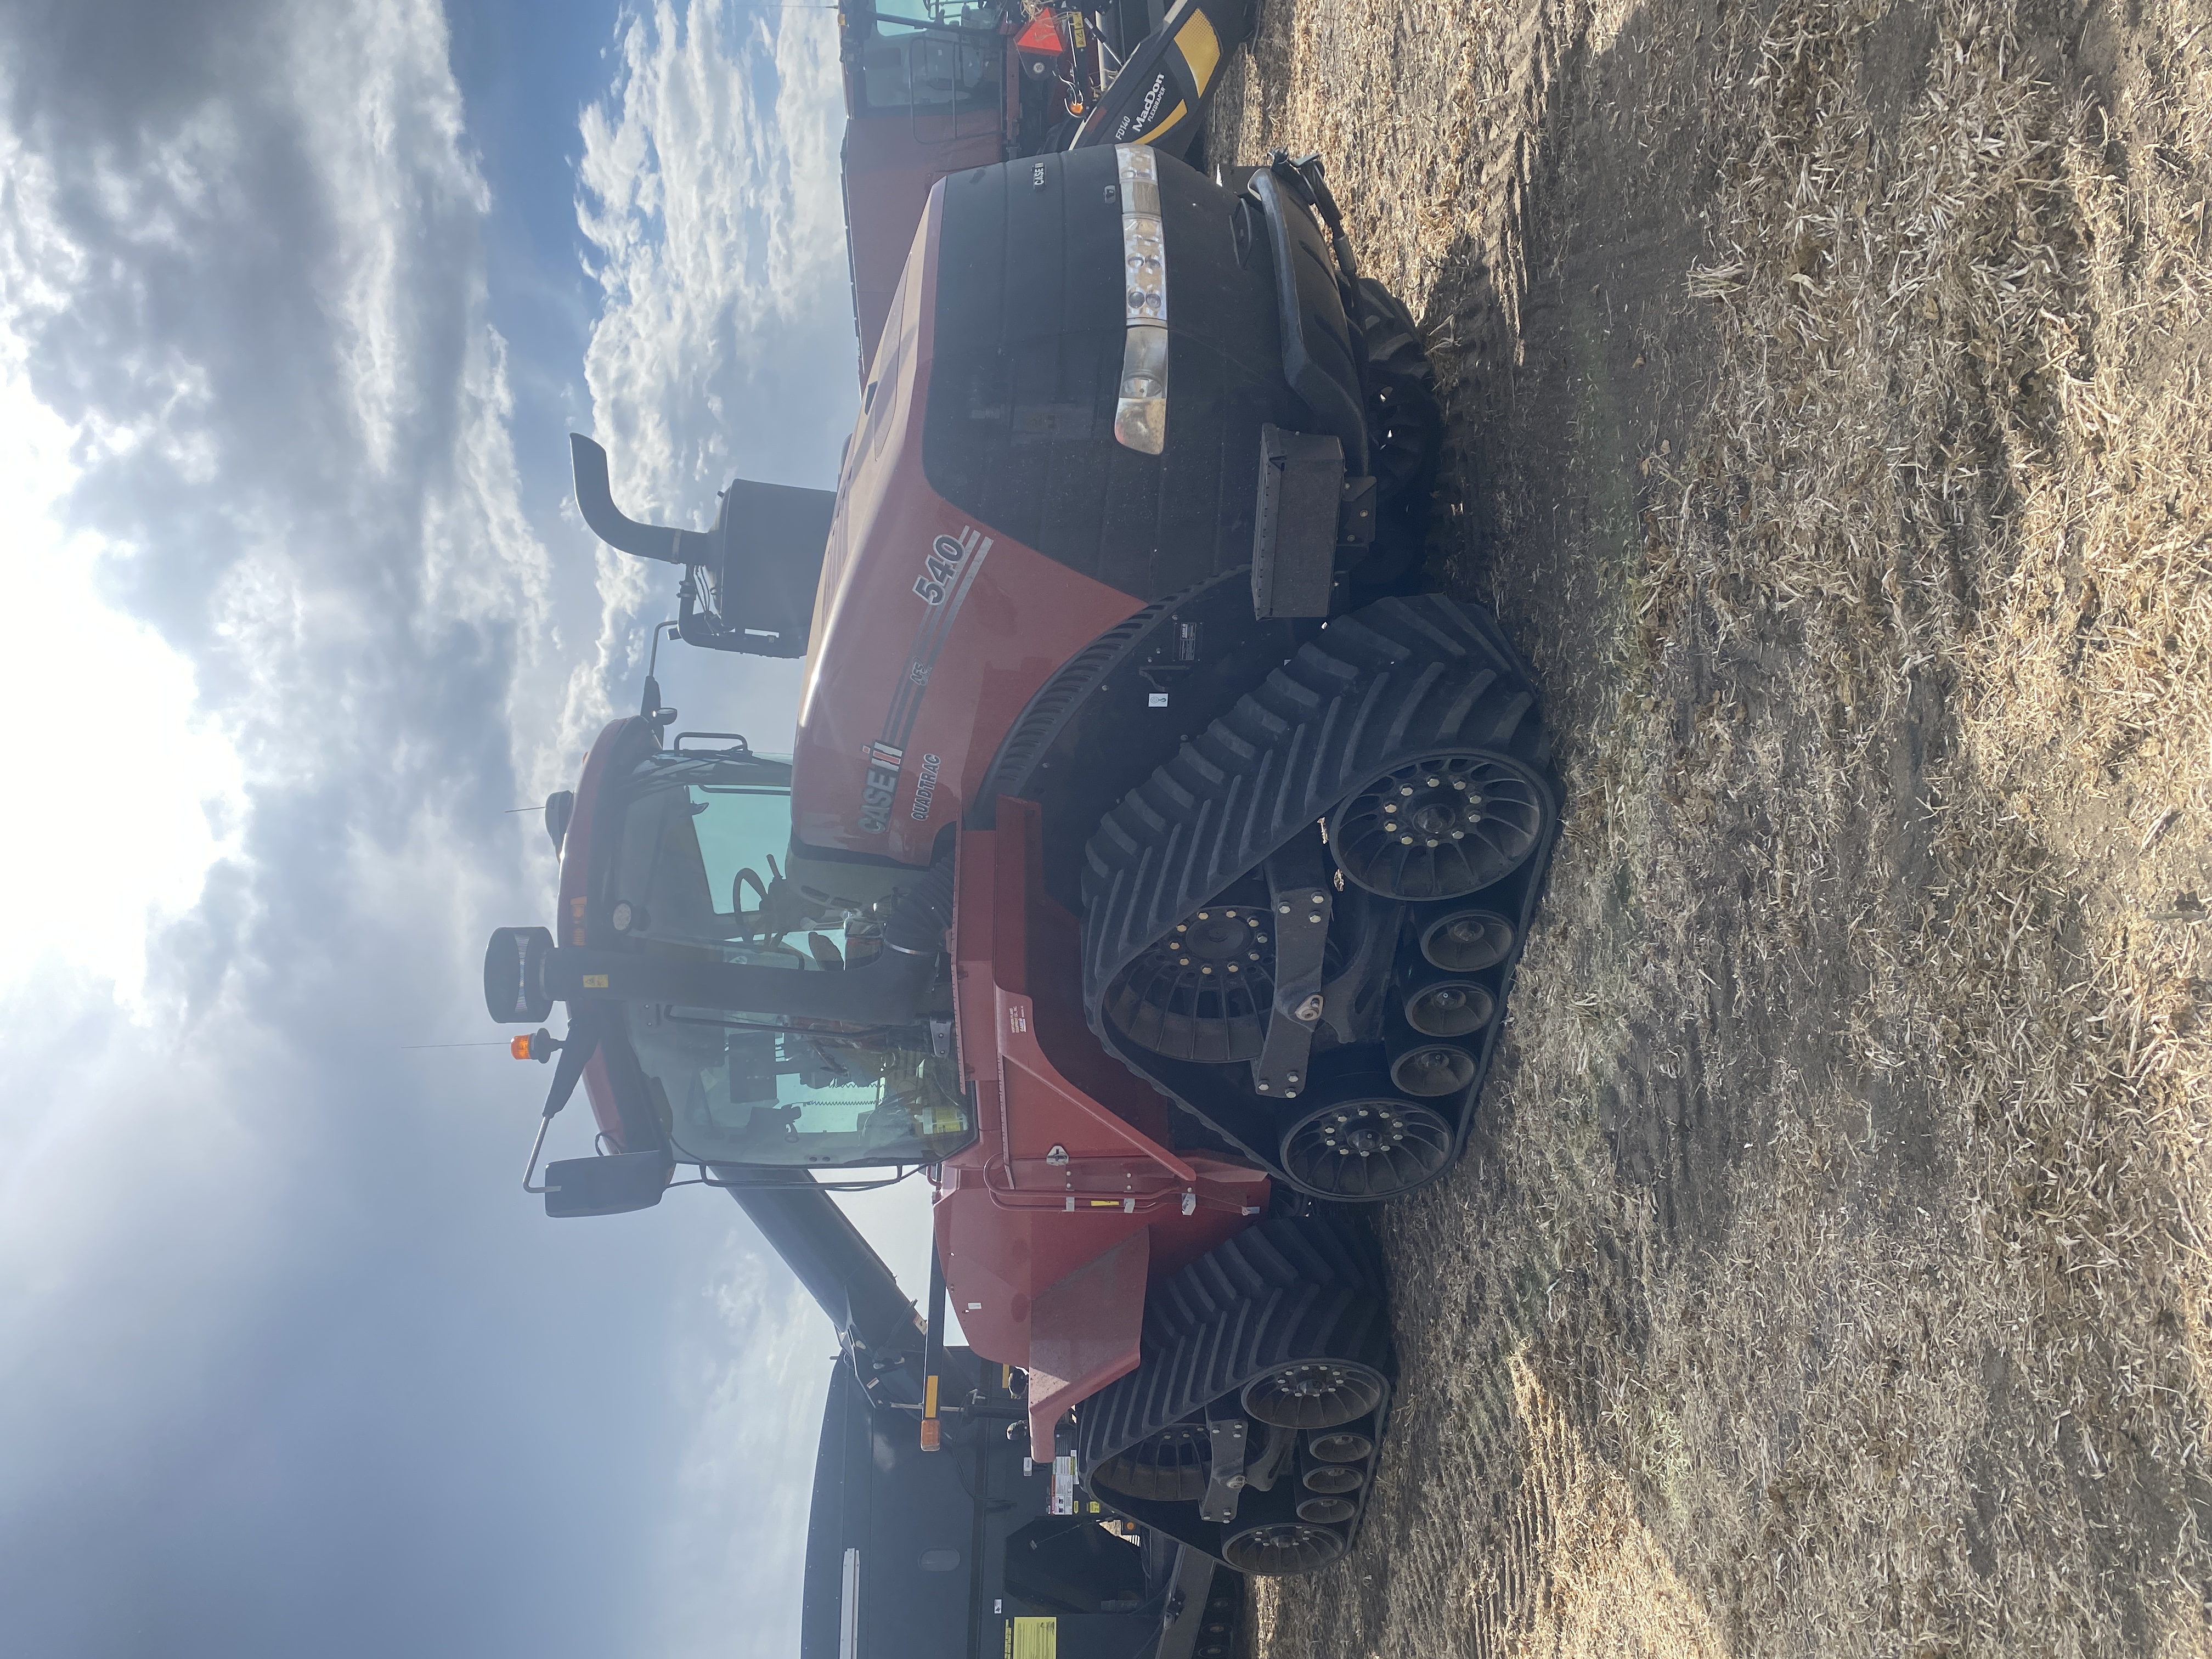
[[1077, 1217, 1392, 1473], [1080, 593, 1552, 1019]]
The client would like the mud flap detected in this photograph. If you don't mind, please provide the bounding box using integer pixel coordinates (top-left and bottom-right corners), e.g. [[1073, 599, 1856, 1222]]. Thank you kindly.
[[1251, 426, 1341, 618]]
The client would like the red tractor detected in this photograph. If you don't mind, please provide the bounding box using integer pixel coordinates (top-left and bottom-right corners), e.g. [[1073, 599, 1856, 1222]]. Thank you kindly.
[[492, 139, 1556, 1652]]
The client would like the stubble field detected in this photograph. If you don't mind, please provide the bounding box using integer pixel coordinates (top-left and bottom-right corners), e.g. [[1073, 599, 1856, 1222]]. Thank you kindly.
[[1205, 0, 2212, 1649]]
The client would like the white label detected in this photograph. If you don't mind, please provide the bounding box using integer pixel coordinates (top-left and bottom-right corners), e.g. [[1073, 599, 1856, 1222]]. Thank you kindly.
[[1050, 1453, 1077, 1515]]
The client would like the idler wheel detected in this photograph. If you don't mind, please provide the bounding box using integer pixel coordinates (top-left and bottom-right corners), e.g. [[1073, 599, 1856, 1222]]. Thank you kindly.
[[1280, 1086, 1454, 1199], [1328, 749, 1549, 900], [1241, 1357, 1389, 1429], [1221, 1520, 1346, 1576]]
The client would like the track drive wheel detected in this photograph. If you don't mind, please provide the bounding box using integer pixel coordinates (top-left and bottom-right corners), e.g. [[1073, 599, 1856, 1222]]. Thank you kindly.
[[1091, 1423, 1210, 1503], [1355, 275, 1441, 510], [1222, 1520, 1346, 1576]]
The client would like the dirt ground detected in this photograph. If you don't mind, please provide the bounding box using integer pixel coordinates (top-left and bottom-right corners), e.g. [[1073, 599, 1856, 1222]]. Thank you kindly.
[[1205, 0, 2212, 1650]]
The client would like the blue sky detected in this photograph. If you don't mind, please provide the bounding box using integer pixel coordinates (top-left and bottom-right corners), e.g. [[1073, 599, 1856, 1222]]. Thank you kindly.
[[0, 3, 926, 1654]]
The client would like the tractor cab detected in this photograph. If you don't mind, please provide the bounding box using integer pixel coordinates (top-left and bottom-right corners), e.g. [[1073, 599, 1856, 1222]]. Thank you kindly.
[[486, 708, 975, 1220]]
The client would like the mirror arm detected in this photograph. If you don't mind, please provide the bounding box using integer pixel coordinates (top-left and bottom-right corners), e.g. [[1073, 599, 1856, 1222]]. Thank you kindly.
[[522, 1114, 556, 1195]]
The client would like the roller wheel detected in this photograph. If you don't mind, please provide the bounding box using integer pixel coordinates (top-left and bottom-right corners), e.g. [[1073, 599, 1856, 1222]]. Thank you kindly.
[[1303, 1463, 1365, 1494], [1308, 1430, 1374, 1463], [1420, 907, 1515, 972], [1297, 1495, 1359, 1523], [1241, 1357, 1389, 1429], [1328, 749, 1550, 900], [1281, 1091, 1454, 1199], [1403, 977, 1496, 1037], [1223, 1520, 1346, 1576], [1091, 1423, 1210, 1503], [1388, 1041, 1477, 1098]]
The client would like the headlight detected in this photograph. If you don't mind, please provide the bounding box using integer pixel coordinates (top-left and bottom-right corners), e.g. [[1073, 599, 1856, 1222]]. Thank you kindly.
[[1113, 146, 1167, 454]]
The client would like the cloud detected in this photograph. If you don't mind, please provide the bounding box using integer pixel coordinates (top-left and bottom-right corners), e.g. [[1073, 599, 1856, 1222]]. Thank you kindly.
[[654, 1222, 827, 1659], [0, 3, 762, 1655], [0, 1, 887, 1652], [561, 0, 856, 765]]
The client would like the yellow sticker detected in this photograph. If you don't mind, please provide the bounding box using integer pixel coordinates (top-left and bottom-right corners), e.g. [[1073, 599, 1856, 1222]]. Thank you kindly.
[[1174, 8, 1221, 93], [915, 1105, 969, 1137], [582, 974, 610, 989], [1011, 1617, 1057, 1659]]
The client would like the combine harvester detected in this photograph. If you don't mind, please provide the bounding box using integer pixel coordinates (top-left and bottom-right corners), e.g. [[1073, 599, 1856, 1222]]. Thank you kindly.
[[483, 12, 1560, 1654]]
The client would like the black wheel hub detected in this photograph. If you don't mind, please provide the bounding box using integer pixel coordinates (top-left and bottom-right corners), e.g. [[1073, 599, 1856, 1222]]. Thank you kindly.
[[1280, 1094, 1454, 1199], [1091, 1423, 1210, 1503], [1242, 1358, 1388, 1428], [1103, 887, 1346, 1062], [1328, 751, 1547, 899], [1101, 900, 1273, 1061], [1420, 908, 1515, 972], [1221, 1520, 1347, 1576]]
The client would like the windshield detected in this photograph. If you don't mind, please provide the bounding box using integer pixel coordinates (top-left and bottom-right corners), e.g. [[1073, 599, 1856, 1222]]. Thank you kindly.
[[851, 14, 1000, 116], [601, 747, 973, 1169]]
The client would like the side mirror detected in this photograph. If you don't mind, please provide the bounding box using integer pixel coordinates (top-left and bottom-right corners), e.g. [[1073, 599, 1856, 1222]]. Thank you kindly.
[[544, 1152, 671, 1218]]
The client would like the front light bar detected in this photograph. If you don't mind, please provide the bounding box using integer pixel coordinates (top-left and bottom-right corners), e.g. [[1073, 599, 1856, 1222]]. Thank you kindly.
[[1114, 145, 1167, 454]]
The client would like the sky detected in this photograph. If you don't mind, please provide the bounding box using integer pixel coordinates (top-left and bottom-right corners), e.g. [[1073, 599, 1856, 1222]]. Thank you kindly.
[[0, 2, 924, 1654]]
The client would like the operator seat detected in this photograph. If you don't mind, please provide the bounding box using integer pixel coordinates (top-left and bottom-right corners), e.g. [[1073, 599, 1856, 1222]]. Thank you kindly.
[[569, 433, 833, 659]]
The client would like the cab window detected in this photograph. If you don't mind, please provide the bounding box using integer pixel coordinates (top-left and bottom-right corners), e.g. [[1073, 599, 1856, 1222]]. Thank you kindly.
[[602, 746, 973, 1169]]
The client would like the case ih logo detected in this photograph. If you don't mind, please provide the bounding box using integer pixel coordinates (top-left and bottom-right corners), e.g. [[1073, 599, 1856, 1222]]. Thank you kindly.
[[857, 741, 905, 836], [857, 524, 994, 838]]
